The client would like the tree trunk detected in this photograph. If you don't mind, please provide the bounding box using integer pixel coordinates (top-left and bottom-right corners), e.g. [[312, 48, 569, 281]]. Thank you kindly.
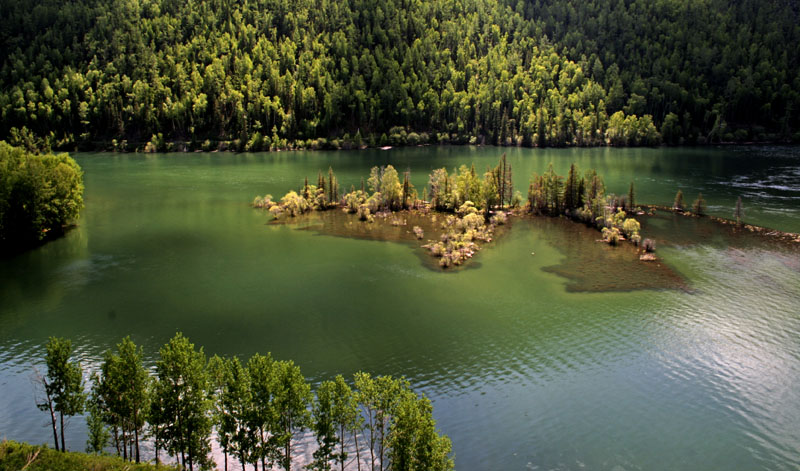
[[114, 427, 119, 456], [134, 426, 140, 463], [285, 417, 292, 471], [42, 378, 59, 452], [122, 428, 127, 460], [355, 430, 361, 471], [60, 411, 65, 452], [340, 425, 346, 471]]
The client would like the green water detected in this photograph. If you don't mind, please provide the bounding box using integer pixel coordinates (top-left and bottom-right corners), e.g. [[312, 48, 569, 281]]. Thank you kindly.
[[1, 146, 799, 470]]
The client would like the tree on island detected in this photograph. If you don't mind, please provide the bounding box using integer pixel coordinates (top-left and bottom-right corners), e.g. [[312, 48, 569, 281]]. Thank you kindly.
[[692, 193, 707, 215], [734, 196, 745, 225], [628, 182, 636, 210], [673, 190, 685, 211], [36, 337, 86, 453]]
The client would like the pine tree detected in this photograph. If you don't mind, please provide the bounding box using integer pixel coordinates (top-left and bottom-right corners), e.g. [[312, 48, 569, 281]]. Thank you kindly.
[[692, 192, 707, 215], [628, 182, 635, 210], [734, 196, 744, 224], [673, 190, 684, 211]]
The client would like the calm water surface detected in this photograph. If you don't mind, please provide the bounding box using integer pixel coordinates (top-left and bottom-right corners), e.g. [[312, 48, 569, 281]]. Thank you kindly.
[[1, 146, 799, 470]]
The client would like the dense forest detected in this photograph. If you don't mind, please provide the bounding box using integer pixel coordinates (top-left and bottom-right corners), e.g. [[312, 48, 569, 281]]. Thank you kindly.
[[0, 0, 798, 150]]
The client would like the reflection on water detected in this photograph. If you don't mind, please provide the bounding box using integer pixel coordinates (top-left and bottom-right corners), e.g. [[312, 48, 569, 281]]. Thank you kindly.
[[0, 148, 799, 470]]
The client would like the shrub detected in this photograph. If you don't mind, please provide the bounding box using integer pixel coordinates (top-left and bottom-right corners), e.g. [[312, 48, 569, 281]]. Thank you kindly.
[[357, 204, 371, 221], [0, 142, 84, 247], [490, 211, 507, 226], [601, 227, 621, 245], [413, 226, 424, 239], [622, 218, 641, 237]]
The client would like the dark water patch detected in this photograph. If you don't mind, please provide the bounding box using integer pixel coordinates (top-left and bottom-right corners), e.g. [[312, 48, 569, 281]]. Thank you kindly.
[[640, 210, 800, 254], [533, 217, 688, 292]]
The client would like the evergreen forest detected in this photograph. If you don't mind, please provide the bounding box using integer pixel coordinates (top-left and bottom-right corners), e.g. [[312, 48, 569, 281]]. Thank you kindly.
[[1, 0, 798, 151]]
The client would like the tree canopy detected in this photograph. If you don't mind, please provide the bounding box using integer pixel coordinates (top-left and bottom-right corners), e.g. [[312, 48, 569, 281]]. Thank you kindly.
[[1, 0, 797, 150]]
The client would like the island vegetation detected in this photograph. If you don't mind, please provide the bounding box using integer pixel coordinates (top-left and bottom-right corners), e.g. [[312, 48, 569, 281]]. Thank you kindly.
[[34, 334, 454, 471], [1, 0, 797, 152], [257, 156, 650, 268], [0, 141, 84, 252]]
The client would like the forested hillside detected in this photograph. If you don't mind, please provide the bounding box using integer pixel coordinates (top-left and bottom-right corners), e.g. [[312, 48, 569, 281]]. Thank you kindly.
[[1, 0, 798, 151]]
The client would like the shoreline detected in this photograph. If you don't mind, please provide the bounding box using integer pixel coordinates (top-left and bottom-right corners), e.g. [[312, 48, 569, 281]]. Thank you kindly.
[[45, 139, 800, 154]]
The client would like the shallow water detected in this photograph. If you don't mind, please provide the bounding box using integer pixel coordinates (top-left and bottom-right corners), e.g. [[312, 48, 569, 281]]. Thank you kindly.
[[1, 146, 799, 470]]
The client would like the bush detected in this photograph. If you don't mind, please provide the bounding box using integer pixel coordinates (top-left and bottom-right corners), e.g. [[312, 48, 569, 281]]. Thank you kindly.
[[413, 226, 424, 239], [601, 226, 621, 245], [0, 440, 178, 471], [0, 142, 84, 248], [622, 218, 640, 237]]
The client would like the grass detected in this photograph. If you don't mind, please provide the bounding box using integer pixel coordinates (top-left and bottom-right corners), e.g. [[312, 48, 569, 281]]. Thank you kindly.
[[0, 440, 180, 471]]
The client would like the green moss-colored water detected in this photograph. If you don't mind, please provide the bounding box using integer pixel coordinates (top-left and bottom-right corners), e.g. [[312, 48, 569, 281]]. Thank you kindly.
[[1, 146, 799, 470]]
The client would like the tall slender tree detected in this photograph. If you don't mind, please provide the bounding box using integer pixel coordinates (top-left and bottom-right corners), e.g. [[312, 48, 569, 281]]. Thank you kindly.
[[628, 182, 636, 210], [734, 196, 744, 224], [153, 333, 212, 471], [36, 337, 86, 452], [272, 360, 312, 471]]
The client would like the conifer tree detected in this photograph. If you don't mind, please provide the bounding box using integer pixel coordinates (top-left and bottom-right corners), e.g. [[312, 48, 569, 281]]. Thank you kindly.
[[628, 182, 636, 210], [673, 190, 685, 211], [692, 193, 707, 215], [734, 196, 745, 224]]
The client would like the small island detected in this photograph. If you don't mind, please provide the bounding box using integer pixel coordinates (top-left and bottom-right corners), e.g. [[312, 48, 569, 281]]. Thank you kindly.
[[255, 155, 653, 269]]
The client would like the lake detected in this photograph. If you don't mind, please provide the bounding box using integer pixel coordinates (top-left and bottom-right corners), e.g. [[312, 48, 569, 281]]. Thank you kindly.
[[1, 146, 799, 470]]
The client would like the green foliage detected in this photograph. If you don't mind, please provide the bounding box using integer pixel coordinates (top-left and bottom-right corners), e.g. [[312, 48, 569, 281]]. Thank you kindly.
[[152, 333, 212, 471], [622, 218, 641, 238], [208, 355, 255, 470], [33, 334, 454, 470], [0, 440, 179, 471], [85, 403, 110, 455], [5, 0, 795, 147], [388, 394, 454, 471], [272, 360, 312, 471], [380, 165, 403, 211], [601, 226, 621, 245], [0, 142, 84, 248], [37, 337, 86, 453], [91, 337, 149, 462]]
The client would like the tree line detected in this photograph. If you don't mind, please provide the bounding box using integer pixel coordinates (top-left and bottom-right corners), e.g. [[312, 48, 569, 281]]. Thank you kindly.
[[1, 0, 797, 152], [36, 334, 454, 471], [0, 141, 84, 250]]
